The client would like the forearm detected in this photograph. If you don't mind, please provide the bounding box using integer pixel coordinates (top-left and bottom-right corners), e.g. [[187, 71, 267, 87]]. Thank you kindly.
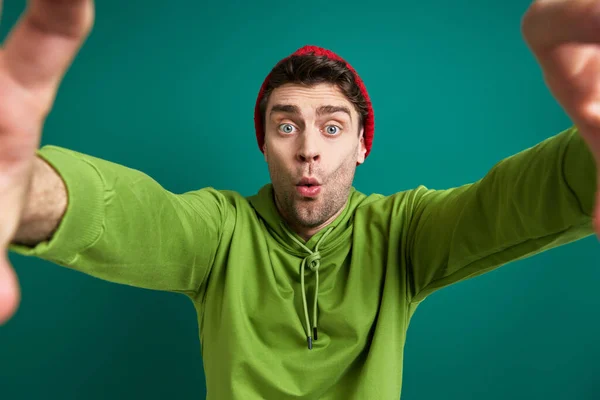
[[11, 155, 67, 246]]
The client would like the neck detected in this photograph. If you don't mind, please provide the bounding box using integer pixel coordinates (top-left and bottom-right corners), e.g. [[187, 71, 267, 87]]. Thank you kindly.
[[289, 208, 344, 241], [274, 196, 347, 242]]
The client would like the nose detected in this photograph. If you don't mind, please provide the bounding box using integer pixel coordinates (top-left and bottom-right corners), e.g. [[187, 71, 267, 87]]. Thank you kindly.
[[296, 129, 321, 163]]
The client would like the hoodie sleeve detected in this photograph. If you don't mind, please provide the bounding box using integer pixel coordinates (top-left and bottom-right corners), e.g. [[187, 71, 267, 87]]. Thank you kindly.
[[9, 145, 231, 297], [405, 126, 597, 303]]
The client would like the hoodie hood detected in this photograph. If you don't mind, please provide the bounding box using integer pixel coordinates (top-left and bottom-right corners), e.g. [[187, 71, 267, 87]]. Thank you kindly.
[[247, 183, 369, 349]]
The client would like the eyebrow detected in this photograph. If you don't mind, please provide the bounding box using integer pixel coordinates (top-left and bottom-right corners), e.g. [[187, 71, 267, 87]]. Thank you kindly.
[[270, 104, 353, 122]]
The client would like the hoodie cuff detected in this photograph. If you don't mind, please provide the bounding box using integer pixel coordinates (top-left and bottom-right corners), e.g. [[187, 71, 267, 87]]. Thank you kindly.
[[562, 126, 598, 218], [9, 145, 105, 264]]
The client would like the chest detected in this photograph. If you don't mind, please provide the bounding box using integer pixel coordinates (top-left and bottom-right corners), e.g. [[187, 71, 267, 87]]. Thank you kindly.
[[208, 227, 403, 350]]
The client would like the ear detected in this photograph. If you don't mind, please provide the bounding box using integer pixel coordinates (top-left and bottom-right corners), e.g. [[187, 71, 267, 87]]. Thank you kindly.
[[263, 141, 268, 162], [356, 127, 366, 165]]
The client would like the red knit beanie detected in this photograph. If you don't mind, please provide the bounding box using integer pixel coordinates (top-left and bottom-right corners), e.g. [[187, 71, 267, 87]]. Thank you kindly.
[[254, 45, 375, 159]]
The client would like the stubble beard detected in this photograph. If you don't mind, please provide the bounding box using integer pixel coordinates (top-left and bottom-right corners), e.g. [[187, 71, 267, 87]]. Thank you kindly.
[[281, 187, 345, 229], [273, 155, 357, 230]]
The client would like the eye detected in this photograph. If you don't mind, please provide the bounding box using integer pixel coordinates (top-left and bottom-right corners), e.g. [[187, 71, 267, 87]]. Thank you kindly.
[[279, 123, 296, 134], [324, 125, 341, 135]]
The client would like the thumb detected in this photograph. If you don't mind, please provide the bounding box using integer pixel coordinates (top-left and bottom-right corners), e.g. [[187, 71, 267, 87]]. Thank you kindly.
[[0, 252, 20, 325]]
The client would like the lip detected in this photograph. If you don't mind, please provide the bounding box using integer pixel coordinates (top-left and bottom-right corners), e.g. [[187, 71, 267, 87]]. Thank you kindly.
[[296, 185, 321, 197], [296, 177, 322, 198], [297, 177, 321, 186]]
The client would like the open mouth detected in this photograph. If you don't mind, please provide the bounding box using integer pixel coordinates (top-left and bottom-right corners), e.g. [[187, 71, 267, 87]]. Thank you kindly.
[[297, 177, 321, 187], [296, 182, 322, 197]]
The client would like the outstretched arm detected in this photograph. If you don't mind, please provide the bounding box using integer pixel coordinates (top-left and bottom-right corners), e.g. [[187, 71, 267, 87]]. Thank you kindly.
[[10, 145, 231, 300], [406, 126, 596, 303], [404, 1, 600, 301]]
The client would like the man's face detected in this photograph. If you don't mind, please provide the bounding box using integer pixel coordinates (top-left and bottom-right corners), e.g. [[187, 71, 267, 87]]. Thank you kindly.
[[263, 83, 366, 235]]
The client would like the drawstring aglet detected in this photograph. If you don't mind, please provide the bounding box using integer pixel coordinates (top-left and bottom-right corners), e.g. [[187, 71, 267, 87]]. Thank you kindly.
[[306, 329, 318, 350]]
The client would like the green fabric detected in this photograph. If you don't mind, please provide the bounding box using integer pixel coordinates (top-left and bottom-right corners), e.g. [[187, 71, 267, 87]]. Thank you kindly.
[[9, 126, 597, 399]]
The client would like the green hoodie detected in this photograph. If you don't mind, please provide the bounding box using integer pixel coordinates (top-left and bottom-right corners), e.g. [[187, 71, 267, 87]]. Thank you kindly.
[[9, 126, 597, 399]]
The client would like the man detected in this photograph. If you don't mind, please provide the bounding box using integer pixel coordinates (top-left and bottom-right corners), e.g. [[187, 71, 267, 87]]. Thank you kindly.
[[1, 0, 599, 399]]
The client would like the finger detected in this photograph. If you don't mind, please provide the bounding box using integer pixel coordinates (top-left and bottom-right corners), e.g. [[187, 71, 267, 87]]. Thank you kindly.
[[0, 252, 20, 325], [522, 0, 600, 50], [2, 0, 94, 94]]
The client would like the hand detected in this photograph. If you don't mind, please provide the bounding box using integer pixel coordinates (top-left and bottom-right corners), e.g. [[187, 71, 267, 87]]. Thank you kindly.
[[523, 0, 600, 237], [0, 0, 94, 325]]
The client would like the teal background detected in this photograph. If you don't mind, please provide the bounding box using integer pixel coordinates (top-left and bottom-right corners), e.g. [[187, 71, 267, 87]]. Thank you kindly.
[[1, 0, 599, 399]]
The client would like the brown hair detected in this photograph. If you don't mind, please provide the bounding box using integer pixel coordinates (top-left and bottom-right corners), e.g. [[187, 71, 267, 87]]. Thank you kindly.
[[258, 54, 369, 134]]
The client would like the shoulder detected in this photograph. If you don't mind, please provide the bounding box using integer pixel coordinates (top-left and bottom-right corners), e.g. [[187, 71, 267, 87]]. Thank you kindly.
[[180, 187, 250, 208], [352, 185, 433, 216]]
